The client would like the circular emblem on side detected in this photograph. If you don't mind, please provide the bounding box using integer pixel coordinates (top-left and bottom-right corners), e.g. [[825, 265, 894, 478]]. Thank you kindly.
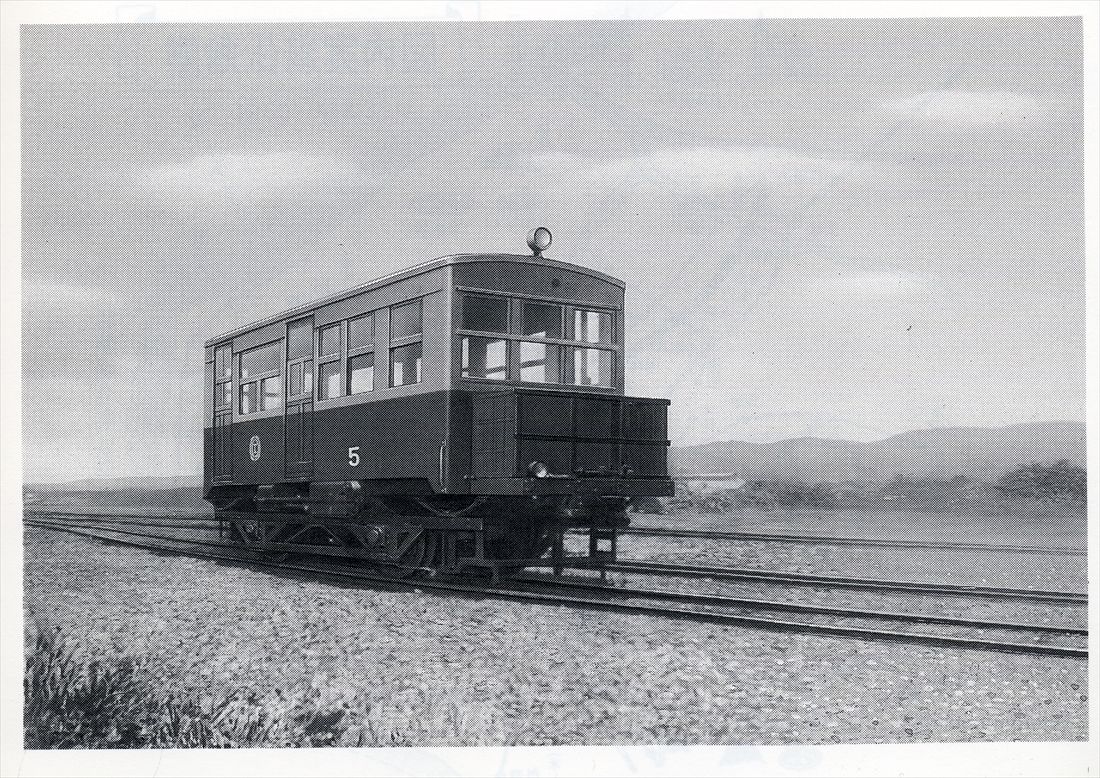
[[249, 435, 261, 461]]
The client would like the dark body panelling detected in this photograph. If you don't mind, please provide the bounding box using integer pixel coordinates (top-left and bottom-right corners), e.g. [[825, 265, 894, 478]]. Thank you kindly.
[[230, 414, 285, 485], [313, 391, 451, 489], [205, 388, 671, 496]]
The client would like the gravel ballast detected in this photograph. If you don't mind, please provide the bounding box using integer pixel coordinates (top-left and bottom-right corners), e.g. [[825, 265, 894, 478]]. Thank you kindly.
[[24, 527, 1087, 746]]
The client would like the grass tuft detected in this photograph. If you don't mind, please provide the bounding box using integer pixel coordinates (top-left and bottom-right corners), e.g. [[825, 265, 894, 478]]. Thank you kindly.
[[24, 623, 349, 748]]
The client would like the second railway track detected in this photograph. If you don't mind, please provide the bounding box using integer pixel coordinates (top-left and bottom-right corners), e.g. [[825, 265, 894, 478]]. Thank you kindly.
[[602, 559, 1087, 604], [618, 525, 1086, 555], [25, 515, 1087, 659]]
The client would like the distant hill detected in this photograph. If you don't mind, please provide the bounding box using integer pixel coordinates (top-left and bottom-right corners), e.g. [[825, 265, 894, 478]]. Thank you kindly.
[[670, 421, 1086, 483], [25, 475, 202, 493]]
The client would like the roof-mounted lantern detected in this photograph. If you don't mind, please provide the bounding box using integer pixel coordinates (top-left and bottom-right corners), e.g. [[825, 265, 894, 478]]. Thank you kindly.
[[526, 227, 552, 257]]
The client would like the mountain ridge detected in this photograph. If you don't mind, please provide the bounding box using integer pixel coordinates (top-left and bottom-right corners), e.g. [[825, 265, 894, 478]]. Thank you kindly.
[[671, 420, 1086, 482]]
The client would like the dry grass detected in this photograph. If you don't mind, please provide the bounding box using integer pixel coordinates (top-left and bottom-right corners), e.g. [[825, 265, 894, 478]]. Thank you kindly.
[[24, 622, 350, 748], [24, 620, 503, 748]]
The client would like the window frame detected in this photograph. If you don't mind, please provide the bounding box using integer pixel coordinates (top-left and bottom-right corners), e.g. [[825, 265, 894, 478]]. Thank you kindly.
[[316, 321, 344, 401], [286, 317, 314, 404], [389, 298, 424, 344], [347, 351, 376, 395], [520, 300, 565, 340], [518, 339, 563, 384], [571, 307, 615, 345], [213, 344, 233, 411], [314, 311, 385, 401], [237, 340, 283, 416], [567, 345, 616, 388], [346, 312, 375, 396], [454, 291, 619, 388], [347, 312, 375, 352], [461, 334, 509, 381], [460, 293, 511, 335], [389, 298, 424, 387]]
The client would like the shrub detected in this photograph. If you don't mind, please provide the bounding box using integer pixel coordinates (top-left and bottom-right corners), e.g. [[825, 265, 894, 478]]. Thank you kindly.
[[750, 480, 838, 509], [997, 461, 1087, 504], [24, 623, 349, 748]]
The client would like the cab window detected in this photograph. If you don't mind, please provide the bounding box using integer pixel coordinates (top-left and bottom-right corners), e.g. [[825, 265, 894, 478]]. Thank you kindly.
[[522, 302, 563, 339], [520, 341, 561, 383], [462, 336, 507, 380], [573, 309, 612, 344], [568, 347, 613, 387], [462, 295, 509, 333]]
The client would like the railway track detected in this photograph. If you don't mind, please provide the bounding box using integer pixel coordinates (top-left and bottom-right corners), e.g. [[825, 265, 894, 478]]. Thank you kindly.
[[29, 510, 1084, 556], [603, 559, 1087, 604], [618, 526, 1086, 555], [25, 515, 1087, 659], [31, 513, 1086, 604]]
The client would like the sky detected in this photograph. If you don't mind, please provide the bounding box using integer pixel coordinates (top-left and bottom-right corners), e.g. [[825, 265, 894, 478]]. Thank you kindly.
[[20, 18, 1085, 482]]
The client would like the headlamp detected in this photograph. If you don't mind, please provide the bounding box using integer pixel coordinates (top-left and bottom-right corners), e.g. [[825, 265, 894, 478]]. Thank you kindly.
[[526, 227, 552, 256]]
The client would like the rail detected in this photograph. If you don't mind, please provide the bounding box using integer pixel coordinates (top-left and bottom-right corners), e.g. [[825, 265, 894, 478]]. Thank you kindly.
[[25, 516, 1087, 659]]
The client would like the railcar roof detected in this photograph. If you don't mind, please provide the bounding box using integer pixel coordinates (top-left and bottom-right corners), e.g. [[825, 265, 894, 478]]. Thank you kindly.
[[205, 253, 625, 347]]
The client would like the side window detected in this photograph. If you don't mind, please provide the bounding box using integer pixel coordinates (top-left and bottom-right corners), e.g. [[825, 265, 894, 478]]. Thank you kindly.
[[238, 341, 282, 414], [390, 343, 422, 387], [213, 345, 232, 410], [315, 312, 380, 399], [317, 323, 342, 400], [319, 324, 341, 358], [286, 317, 313, 402], [348, 352, 375, 394], [347, 313, 374, 395], [391, 299, 423, 339], [287, 318, 312, 359], [390, 300, 422, 387], [318, 361, 341, 400]]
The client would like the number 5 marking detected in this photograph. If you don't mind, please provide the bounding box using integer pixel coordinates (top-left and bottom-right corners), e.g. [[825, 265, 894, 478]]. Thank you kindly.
[[348, 446, 360, 467]]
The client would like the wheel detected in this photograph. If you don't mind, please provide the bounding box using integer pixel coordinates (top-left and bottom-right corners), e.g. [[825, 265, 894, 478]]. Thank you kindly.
[[385, 528, 440, 578]]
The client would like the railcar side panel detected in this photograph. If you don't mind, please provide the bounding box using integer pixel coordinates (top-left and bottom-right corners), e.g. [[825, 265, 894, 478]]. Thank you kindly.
[[230, 413, 285, 485], [311, 390, 450, 488]]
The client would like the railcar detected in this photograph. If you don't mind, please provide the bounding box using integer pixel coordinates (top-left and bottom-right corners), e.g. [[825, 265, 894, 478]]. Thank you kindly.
[[204, 228, 673, 578]]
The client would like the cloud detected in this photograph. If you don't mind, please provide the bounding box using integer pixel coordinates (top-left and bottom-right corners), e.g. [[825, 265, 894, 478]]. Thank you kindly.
[[23, 280, 120, 308], [883, 91, 1046, 128], [529, 146, 870, 208], [578, 146, 866, 193], [812, 269, 928, 297], [138, 152, 376, 199]]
